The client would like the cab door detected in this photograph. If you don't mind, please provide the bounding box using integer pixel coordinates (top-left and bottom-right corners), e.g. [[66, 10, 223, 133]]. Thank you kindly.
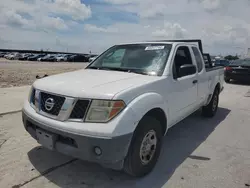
[[168, 45, 198, 126]]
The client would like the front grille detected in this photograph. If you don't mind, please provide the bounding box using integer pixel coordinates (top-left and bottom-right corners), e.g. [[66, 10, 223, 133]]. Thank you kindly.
[[40, 92, 65, 116], [69, 100, 90, 119]]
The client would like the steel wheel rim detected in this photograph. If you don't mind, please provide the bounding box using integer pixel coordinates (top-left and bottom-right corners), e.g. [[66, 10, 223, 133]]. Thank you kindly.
[[139, 130, 157, 165], [212, 94, 218, 111]]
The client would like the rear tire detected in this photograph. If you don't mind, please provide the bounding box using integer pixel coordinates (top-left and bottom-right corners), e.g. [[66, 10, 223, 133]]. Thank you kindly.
[[202, 88, 219, 117], [123, 116, 163, 177], [225, 77, 230, 83]]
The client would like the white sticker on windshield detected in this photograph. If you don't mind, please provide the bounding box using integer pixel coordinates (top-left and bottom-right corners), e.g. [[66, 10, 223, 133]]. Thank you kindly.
[[145, 46, 165, 50]]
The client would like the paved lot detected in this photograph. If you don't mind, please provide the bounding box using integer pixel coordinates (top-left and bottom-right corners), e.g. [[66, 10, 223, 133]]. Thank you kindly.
[[0, 83, 250, 188], [0, 86, 30, 115]]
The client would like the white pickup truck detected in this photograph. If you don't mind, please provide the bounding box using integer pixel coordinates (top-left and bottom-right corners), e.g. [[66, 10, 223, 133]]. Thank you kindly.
[[22, 40, 224, 177]]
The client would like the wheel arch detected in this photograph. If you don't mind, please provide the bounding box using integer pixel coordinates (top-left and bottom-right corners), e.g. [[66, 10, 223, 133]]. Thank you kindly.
[[215, 82, 221, 92], [144, 108, 167, 135], [134, 107, 168, 136], [206, 82, 221, 105]]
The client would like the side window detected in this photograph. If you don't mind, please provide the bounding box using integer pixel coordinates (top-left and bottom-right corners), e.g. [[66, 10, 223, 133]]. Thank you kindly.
[[173, 46, 193, 79], [102, 49, 125, 67], [192, 47, 203, 72]]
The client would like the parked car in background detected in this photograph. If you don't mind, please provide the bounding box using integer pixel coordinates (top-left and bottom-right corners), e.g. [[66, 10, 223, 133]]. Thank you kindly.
[[39, 54, 54, 62], [68, 54, 88, 62], [27, 54, 46, 61], [56, 54, 71, 62], [5, 52, 20, 60], [4, 53, 10, 58], [67, 55, 77, 62], [89, 55, 98, 62], [4, 53, 13, 59], [215, 59, 230, 67], [38, 54, 49, 61], [19, 53, 33, 60], [14, 53, 23, 60], [224, 59, 250, 83], [45, 54, 57, 62], [0, 52, 7, 57]]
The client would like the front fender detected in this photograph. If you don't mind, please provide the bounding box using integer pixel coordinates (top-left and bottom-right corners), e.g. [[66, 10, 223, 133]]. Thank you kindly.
[[113, 93, 168, 136]]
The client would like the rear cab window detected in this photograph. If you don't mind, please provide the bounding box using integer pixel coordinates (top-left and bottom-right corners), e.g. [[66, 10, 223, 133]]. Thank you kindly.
[[192, 47, 204, 72]]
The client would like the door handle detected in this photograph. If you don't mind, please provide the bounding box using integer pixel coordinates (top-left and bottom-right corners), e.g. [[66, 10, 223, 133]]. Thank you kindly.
[[192, 80, 198, 84]]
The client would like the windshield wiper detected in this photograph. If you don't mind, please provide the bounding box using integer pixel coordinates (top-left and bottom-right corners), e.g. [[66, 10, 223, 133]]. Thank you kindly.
[[87, 66, 99, 69], [87, 66, 152, 75], [87, 66, 128, 72], [128, 69, 151, 75]]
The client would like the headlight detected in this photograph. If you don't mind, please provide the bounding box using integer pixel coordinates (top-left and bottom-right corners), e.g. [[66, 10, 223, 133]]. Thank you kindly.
[[28, 86, 34, 102], [28, 87, 36, 110], [85, 100, 126, 122]]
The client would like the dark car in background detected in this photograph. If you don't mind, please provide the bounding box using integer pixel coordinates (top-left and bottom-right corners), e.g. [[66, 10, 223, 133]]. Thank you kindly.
[[215, 59, 230, 67], [224, 59, 250, 83], [0, 52, 8, 57], [68, 54, 88, 62], [19, 53, 33, 60]]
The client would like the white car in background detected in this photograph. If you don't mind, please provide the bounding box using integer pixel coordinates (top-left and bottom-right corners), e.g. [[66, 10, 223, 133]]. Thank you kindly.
[[5, 52, 20, 60], [89, 55, 98, 62], [56, 54, 71, 62]]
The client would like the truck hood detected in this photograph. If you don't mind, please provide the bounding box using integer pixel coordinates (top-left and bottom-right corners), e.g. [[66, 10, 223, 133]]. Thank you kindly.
[[33, 69, 160, 99]]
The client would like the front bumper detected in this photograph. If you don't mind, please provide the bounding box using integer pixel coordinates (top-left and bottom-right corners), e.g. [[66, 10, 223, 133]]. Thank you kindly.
[[22, 110, 132, 170]]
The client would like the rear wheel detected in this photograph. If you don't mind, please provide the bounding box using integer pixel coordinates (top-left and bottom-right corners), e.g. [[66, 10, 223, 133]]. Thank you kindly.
[[202, 88, 219, 117], [123, 116, 163, 177], [225, 77, 230, 83]]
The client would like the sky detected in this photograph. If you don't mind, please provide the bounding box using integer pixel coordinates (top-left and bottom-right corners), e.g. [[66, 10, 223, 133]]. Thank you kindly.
[[0, 0, 250, 55]]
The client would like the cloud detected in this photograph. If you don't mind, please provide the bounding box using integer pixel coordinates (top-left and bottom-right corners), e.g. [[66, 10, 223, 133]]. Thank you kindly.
[[2, 10, 30, 27], [188, 0, 221, 10], [84, 24, 118, 33], [101, 0, 167, 18], [101, 0, 138, 5], [1, 0, 250, 55], [40, 16, 68, 30], [53, 0, 92, 21], [202, 19, 250, 49], [152, 22, 187, 38], [201, 0, 221, 10], [0, 0, 91, 30]]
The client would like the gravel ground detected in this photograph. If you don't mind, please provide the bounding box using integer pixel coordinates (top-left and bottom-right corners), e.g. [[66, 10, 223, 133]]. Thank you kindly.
[[0, 58, 87, 88], [0, 83, 250, 188]]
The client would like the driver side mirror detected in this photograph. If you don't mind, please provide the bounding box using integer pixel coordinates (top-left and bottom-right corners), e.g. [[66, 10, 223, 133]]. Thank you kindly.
[[179, 64, 196, 77]]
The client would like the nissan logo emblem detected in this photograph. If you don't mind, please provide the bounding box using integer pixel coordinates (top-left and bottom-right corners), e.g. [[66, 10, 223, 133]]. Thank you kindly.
[[45, 98, 55, 111]]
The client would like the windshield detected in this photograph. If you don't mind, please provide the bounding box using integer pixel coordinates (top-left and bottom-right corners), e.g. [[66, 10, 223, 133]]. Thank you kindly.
[[87, 43, 172, 76], [230, 59, 250, 66]]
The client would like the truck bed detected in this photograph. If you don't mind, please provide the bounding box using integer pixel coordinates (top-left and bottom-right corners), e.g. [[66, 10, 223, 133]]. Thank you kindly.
[[206, 66, 224, 72]]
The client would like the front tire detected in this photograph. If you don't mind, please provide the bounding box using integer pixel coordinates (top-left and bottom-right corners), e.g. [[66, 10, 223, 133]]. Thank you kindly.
[[202, 88, 219, 117], [123, 116, 163, 177]]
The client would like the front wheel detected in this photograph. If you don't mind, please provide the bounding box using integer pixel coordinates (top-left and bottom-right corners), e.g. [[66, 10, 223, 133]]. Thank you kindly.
[[202, 88, 219, 117], [123, 116, 163, 177]]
